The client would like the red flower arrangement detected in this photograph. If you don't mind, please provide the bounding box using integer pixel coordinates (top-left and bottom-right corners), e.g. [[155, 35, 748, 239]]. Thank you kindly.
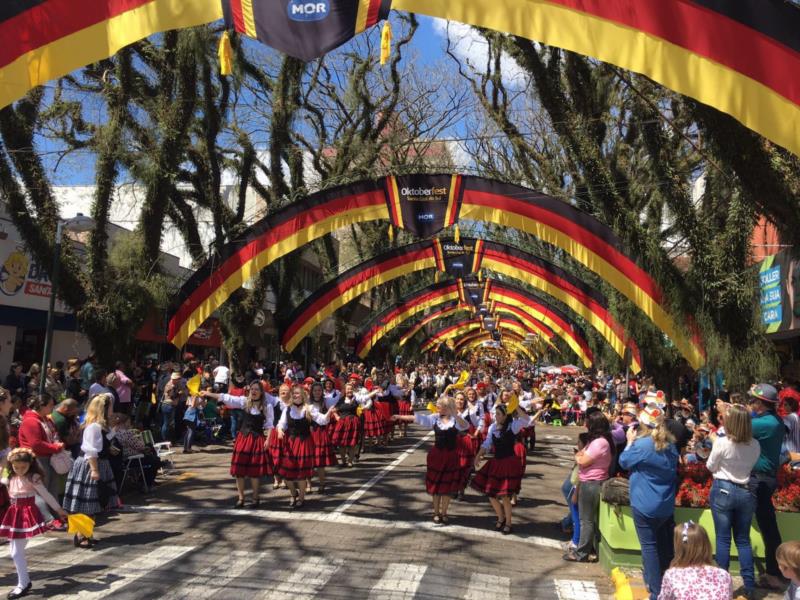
[[675, 463, 712, 508], [774, 464, 800, 512], [672, 463, 800, 511]]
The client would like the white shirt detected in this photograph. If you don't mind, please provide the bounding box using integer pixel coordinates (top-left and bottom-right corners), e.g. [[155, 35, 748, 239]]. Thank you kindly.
[[706, 436, 761, 485], [277, 404, 329, 430], [413, 413, 469, 431], [481, 414, 532, 450], [81, 422, 107, 458], [213, 366, 230, 384], [324, 390, 341, 409], [219, 393, 275, 429]]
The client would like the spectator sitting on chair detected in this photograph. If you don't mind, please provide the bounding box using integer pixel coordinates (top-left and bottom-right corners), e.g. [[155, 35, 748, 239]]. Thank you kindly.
[[110, 413, 160, 488]]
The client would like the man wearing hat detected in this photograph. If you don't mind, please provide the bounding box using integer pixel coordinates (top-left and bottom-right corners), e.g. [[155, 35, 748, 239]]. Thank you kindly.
[[747, 383, 786, 590]]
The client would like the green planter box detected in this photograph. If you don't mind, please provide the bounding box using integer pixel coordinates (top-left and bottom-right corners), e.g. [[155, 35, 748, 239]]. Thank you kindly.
[[599, 500, 800, 574]]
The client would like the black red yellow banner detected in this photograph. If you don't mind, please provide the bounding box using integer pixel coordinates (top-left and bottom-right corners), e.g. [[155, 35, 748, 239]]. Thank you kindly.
[[167, 174, 695, 368], [0, 0, 223, 109]]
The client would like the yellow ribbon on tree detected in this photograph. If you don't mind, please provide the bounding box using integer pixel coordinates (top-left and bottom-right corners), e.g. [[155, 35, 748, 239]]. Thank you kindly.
[[380, 20, 392, 65], [218, 31, 234, 76]]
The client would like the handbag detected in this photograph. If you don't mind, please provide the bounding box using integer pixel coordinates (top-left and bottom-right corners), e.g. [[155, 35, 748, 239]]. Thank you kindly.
[[40, 421, 74, 474], [50, 450, 74, 475], [601, 476, 630, 506]]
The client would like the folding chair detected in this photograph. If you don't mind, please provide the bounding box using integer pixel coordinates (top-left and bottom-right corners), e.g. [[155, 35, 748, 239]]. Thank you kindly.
[[141, 429, 176, 470], [120, 454, 149, 493]]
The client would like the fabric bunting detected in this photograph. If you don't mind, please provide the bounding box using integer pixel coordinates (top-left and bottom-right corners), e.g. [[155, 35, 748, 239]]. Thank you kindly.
[[167, 174, 696, 368], [0, 0, 223, 110]]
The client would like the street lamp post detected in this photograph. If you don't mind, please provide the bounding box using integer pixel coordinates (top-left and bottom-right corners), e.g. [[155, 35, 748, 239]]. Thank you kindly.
[[39, 214, 95, 397]]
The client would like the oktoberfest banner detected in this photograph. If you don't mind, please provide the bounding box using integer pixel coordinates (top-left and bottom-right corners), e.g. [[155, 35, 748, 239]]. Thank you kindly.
[[221, 0, 390, 61], [385, 174, 462, 238]]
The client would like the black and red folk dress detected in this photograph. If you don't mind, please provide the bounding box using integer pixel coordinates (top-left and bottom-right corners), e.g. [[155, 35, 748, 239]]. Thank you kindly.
[[414, 413, 469, 496], [277, 405, 328, 481], [331, 395, 363, 448], [218, 394, 274, 478], [471, 414, 531, 498], [310, 401, 337, 468]]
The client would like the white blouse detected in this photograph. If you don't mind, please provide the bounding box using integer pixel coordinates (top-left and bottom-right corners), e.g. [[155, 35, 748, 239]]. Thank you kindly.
[[481, 415, 532, 451], [414, 413, 469, 431], [219, 394, 275, 429], [277, 404, 329, 431], [459, 407, 482, 428], [324, 390, 341, 409], [81, 422, 106, 458]]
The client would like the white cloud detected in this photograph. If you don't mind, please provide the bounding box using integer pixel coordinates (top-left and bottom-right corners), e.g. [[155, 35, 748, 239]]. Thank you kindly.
[[429, 17, 528, 88]]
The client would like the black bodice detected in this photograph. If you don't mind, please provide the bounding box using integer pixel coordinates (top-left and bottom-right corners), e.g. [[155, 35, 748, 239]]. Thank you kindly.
[[434, 422, 458, 450], [240, 412, 265, 436]]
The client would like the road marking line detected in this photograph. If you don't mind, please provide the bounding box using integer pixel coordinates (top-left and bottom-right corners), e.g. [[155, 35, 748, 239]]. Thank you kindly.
[[331, 431, 433, 515], [464, 573, 510, 599], [369, 563, 427, 599], [160, 549, 263, 600], [48, 545, 195, 600], [257, 555, 343, 599], [554, 579, 600, 600], [120, 505, 563, 550]]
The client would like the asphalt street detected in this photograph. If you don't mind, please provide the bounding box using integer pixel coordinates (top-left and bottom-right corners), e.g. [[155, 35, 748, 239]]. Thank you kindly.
[[0, 424, 613, 599]]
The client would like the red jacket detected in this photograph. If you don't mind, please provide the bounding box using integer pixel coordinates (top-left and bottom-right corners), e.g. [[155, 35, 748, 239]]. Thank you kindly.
[[18, 411, 62, 457]]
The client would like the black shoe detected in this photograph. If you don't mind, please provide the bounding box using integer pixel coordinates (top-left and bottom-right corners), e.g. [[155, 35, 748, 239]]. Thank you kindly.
[[234, 499, 245, 509], [8, 582, 32, 599], [250, 499, 260, 509]]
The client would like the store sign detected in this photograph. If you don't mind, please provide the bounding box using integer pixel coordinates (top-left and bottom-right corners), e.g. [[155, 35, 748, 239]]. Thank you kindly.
[[758, 248, 800, 335], [0, 238, 70, 313]]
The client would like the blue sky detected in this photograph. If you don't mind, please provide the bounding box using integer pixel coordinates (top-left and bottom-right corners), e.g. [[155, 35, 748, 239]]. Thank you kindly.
[[42, 14, 466, 187]]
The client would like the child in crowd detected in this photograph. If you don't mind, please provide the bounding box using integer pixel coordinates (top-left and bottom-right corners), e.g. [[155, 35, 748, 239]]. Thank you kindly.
[[777, 541, 800, 600], [0, 448, 68, 599], [657, 522, 731, 600]]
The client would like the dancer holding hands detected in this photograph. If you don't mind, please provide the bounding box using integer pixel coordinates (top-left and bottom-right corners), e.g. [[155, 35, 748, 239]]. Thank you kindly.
[[201, 380, 274, 508], [471, 403, 532, 535], [393, 396, 470, 524]]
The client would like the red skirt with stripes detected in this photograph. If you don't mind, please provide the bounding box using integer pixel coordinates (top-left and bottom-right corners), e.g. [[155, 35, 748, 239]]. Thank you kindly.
[[470, 455, 524, 498], [277, 435, 316, 481], [331, 415, 360, 447], [425, 446, 462, 496], [514, 441, 527, 474], [267, 428, 284, 472], [311, 425, 338, 468], [373, 400, 392, 434], [0, 496, 48, 539], [456, 433, 477, 489], [397, 399, 412, 416], [363, 408, 386, 438], [231, 431, 272, 478]]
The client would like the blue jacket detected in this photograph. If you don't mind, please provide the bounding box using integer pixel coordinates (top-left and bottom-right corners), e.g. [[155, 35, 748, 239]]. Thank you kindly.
[[619, 435, 679, 518]]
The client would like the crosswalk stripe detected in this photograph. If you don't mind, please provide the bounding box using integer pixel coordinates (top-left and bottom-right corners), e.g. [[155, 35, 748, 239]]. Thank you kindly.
[[257, 555, 344, 600], [464, 573, 510, 599], [369, 563, 427, 599], [47, 545, 195, 600], [554, 579, 600, 600], [160, 549, 264, 600]]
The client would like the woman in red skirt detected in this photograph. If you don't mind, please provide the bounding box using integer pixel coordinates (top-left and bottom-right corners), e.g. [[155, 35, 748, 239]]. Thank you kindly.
[[393, 396, 469, 525], [277, 385, 334, 508], [308, 382, 336, 494], [268, 384, 291, 490], [472, 403, 531, 535], [391, 374, 414, 439], [370, 382, 392, 447], [332, 383, 380, 466], [202, 381, 274, 508]]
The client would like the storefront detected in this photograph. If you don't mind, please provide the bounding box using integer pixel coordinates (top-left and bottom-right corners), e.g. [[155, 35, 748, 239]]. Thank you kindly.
[[0, 235, 91, 375]]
